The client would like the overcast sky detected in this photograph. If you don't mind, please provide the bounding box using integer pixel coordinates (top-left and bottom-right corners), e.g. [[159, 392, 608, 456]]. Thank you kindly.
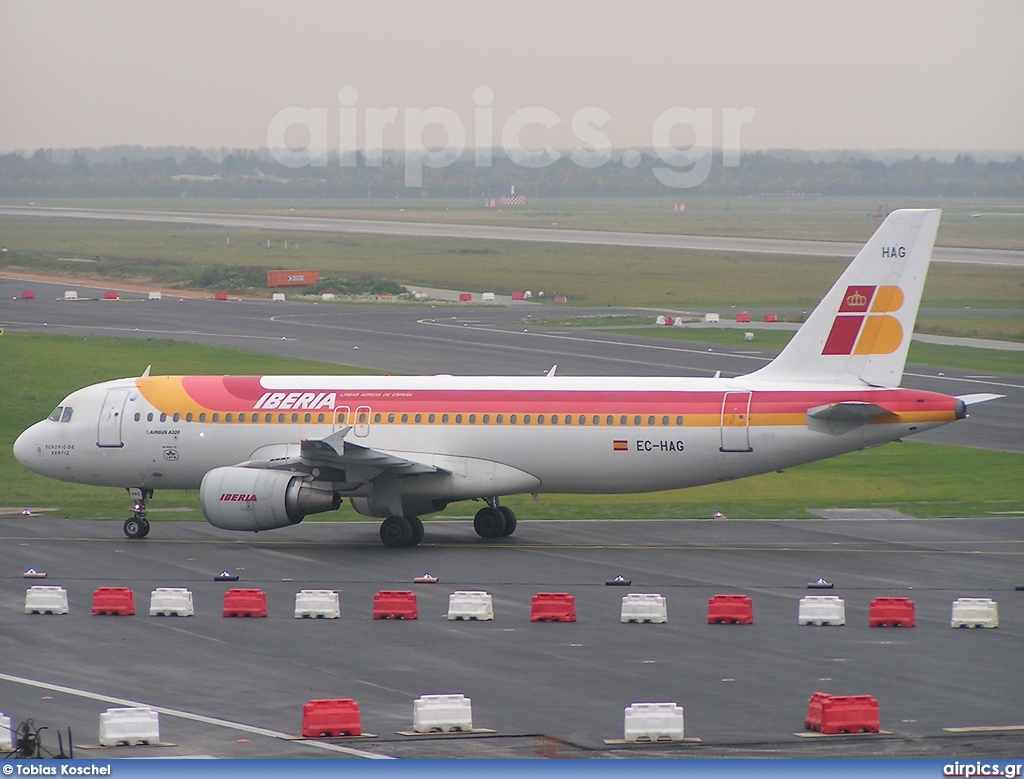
[[2, 0, 1022, 154]]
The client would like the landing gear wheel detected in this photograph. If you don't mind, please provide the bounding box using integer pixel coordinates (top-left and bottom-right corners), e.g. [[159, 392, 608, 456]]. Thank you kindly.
[[123, 518, 150, 539], [380, 515, 413, 548], [408, 516, 425, 546], [497, 506, 517, 537], [473, 507, 507, 539]]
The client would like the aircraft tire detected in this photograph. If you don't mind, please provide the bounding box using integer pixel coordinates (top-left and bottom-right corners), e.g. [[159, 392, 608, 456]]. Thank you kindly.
[[473, 507, 506, 539], [124, 518, 147, 539], [497, 506, 517, 537], [138, 518, 151, 538], [380, 515, 413, 548], [408, 516, 425, 546]]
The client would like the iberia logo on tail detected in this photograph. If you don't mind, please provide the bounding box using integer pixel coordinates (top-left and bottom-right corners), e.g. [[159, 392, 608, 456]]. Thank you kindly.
[[822, 285, 905, 356]]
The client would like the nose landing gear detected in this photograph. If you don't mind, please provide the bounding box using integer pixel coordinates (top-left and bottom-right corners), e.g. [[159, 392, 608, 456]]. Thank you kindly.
[[124, 487, 152, 539]]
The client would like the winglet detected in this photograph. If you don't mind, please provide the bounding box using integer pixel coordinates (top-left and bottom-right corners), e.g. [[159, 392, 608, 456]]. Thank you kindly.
[[745, 209, 941, 387], [141, 364, 152, 378]]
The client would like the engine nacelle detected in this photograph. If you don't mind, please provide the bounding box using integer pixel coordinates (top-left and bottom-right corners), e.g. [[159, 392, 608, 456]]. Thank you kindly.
[[349, 496, 449, 519], [200, 466, 341, 531]]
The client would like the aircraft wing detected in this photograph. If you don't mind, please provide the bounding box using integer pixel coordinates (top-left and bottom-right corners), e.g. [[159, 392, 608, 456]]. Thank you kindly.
[[807, 401, 897, 434], [237, 428, 441, 477], [300, 432, 440, 475]]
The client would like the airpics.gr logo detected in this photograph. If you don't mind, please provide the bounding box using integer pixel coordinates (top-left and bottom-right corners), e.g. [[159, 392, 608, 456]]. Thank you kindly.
[[822, 285, 905, 356]]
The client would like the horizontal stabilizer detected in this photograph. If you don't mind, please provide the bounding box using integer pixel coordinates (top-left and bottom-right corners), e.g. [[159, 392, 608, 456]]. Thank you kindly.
[[956, 393, 1004, 406], [807, 401, 896, 435]]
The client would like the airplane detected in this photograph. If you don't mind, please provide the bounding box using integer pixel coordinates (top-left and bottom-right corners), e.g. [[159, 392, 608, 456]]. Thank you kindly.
[[13, 209, 1001, 547]]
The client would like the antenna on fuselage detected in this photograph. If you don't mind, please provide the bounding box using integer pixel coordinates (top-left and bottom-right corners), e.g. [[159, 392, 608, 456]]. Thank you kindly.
[[546, 365, 557, 377]]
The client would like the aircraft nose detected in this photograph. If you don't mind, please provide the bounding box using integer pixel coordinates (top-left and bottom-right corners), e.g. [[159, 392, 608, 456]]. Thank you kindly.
[[13, 425, 42, 468]]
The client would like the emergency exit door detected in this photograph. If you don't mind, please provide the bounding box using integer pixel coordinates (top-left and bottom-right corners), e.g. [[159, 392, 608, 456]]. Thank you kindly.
[[720, 391, 753, 453]]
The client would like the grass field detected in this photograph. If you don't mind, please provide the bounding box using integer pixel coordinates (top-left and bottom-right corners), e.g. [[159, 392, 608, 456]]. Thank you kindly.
[[6, 195, 1024, 249], [2, 333, 1022, 523], [1, 212, 1022, 314]]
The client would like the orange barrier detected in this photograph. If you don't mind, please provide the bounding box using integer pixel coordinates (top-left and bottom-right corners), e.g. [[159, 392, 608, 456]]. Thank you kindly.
[[869, 597, 916, 627], [806, 694, 880, 735], [530, 592, 577, 622], [707, 594, 753, 625], [92, 587, 136, 616], [223, 588, 268, 618], [302, 698, 361, 738], [373, 590, 418, 620]]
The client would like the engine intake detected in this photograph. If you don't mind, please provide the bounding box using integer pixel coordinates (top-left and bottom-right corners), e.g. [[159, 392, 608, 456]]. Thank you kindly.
[[200, 466, 340, 531]]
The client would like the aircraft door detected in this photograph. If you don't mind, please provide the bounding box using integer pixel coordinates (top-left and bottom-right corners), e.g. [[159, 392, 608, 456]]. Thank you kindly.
[[354, 405, 371, 437], [97, 388, 131, 448], [333, 405, 350, 434], [720, 391, 753, 453]]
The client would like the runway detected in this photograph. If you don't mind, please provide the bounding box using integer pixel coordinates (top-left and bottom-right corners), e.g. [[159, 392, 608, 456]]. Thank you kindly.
[[1, 515, 1021, 759], [2, 277, 1021, 453], [2, 205, 1022, 267]]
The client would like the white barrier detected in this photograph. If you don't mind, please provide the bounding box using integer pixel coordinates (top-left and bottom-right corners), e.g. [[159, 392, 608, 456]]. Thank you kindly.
[[0, 713, 12, 751], [294, 589, 341, 619], [99, 707, 160, 746], [951, 597, 999, 629], [798, 595, 846, 626], [148, 291, 162, 300], [64, 290, 78, 300], [447, 591, 493, 621], [413, 694, 473, 733], [25, 585, 69, 615], [620, 593, 668, 624], [272, 293, 286, 302], [624, 702, 685, 742], [149, 588, 194, 617]]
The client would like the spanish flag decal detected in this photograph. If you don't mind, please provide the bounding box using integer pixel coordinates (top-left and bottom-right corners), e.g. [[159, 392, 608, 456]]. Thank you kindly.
[[613, 440, 628, 451]]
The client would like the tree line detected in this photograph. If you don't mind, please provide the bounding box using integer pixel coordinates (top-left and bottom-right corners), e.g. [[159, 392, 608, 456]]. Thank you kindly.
[[2, 147, 1022, 198]]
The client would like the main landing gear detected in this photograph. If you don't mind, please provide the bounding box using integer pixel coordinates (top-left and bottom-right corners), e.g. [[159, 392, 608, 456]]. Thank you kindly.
[[123, 488, 152, 539], [474, 501, 517, 539], [379, 515, 425, 548]]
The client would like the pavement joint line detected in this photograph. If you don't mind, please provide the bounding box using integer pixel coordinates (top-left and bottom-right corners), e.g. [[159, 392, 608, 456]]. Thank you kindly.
[[0, 671, 393, 759]]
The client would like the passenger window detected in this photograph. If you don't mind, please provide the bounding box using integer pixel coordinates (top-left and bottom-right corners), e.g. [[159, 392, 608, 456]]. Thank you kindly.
[[147, 413, 154, 422], [199, 413, 206, 422], [291, 413, 299, 423], [648, 415, 655, 425], [428, 414, 435, 423], [469, 414, 476, 424], [265, 413, 272, 423], [160, 413, 168, 422], [619, 415, 627, 425], [442, 414, 449, 423], [415, 413, 422, 423], [374, 413, 381, 423], [633, 416, 641, 425], [337, 411, 347, 424], [173, 413, 181, 423], [537, 415, 545, 424], [317, 413, 325, 423], [358, 412, 367, 423], [134, 413, 141, 422], [455, 414, 463, 424], [186, 413, 193, 422], [523, 414, 530, 424], [224, 413, 232, 422], [212, 413, 219, 422], [662, 415, 669, 425], [496, 414, 503, 424], [676, 416, 683, 425], [277, 413, 285, 423], [48, 406, 63, 422], [606, 415, 613, 425], [510, 414, 517, 424], [401, 413, 408, 423], [388, 413, 395, 423], [304, 413, 311, 423], [239, 413, 247, 422], [552, 415, 559, 424]]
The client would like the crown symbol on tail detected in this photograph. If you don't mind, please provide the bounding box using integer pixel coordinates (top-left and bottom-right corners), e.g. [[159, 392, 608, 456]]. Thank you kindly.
[[846, 291, 867, 308]]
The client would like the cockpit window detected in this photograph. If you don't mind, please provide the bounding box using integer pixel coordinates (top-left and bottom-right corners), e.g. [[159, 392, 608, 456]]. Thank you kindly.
[[61, 407, 73, 423], [48, 406, 64, 422]]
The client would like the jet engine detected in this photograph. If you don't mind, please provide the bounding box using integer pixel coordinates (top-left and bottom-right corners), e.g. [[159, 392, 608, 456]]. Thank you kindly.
[[200, 466, 340, 531]]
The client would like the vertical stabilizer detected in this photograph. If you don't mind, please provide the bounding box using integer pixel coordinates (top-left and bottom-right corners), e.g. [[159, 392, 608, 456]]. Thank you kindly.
[[745, 209, 940, 387]]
